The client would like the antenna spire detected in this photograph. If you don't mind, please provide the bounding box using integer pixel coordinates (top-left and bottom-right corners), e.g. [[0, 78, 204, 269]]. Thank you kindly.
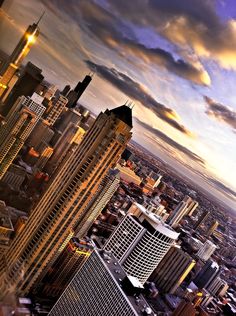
[[36, 11, 45, 26]]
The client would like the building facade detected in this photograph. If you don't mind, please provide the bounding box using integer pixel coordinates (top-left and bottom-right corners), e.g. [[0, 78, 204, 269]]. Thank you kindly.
[[150, 246, 195, 294], [0, 95, 45, 179], [104, 203, 179, 284], [48, 249, 154, 316], [75, 168, 120, 238], [0, 105, 132, 297]]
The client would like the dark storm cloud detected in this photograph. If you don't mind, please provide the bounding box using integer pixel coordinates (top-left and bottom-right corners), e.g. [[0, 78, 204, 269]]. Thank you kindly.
[[40, 0, 210, 85], [85, 60, 192, 135], [204, 96, 236, 130], [107, 0, 236, 69], [136, 118, 205, 165]]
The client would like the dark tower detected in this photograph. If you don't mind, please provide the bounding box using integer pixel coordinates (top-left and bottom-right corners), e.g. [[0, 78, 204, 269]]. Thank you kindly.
[[67, 74, 92, 108], [2, 62, 44, 116]]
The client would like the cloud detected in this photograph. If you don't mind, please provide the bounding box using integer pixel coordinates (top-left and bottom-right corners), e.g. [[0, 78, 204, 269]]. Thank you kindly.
[[108, 0, 236, 70], [85, 60, 192, 135], [136, 118, 205, 165], [204, 96, 236, 130], [40, 0, 210, 85]]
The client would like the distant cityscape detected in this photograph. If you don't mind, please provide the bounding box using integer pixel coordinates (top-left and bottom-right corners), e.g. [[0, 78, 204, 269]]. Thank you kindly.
[[0, 3, 236, 316]]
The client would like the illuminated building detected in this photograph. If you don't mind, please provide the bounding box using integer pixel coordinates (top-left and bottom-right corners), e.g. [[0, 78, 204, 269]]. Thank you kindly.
[[48, 249, 155, 316], [0, 104, 132, 297], [43, 91, 68, 126], [168, 201, 188, 227], [75, 168, 120, 238], [168, 196, 199, 227], [207, 220, 219, 237], [0, 18, 41, 100], [37, 238, 93, 300], [197, 240, 217, 261], [150, 246, 195, 294], [0, 96, 45, 179], [104, 203, 179, 284], [44, 124, 85, 175]]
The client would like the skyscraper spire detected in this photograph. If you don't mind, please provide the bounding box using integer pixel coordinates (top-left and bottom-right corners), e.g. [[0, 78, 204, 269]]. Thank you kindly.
[[0, 20, 40, 102], [36, 11, 45, 26]]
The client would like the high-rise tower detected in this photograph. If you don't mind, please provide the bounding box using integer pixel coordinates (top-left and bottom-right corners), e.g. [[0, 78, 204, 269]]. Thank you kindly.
[[104, 203, 179, 284], [75, 168, 120, 238], [2, 62, 44, 116], [67, 74, 92, 108], [0, 104, 132, 298], [0, 18, 41, 100], [0, 95, 45, 179]]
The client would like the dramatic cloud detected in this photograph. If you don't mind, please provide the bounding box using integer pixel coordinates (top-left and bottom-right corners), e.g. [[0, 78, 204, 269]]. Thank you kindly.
[[41, 0, 210, 85], [204, 96, 236, 131], [136, 118, 205, 165], [108, 0, 236, 70], [85, 60, 192, 135]]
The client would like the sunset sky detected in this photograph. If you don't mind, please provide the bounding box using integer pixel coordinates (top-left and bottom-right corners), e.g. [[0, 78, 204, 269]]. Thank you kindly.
[[1, 0, 236, 208]]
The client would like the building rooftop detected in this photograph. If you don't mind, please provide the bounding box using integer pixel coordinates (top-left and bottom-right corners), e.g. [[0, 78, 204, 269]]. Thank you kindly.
[[98, 249, 156, 316], [109, 105, 133, 128], [134, 203, 179, 240]]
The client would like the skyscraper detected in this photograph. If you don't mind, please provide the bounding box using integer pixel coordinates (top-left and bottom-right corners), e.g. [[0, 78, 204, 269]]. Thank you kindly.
[[75, 168, 120, 238], [43, 91, 68, 126], [168, 201, 188, 227], [38, 237, 93, 300], [66, 74, 92, 108], [197, 240, 217, 261], [150, 246, 196, 294], [2, 62, 44, 116], [48, 249, 155, 316], [0, 95, 45, 179], [207, 220, 219, 237], [194, 210, 209, 231], [193, 260, 219, 289], [0, 19, 40, 100], [0, 104, 132, 298], [104, 203, 179, 284]]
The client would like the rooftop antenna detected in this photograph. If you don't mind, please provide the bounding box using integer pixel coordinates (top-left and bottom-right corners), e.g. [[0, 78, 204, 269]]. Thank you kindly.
[[125, 100, 129, 105], [36, 11, 45, 26]]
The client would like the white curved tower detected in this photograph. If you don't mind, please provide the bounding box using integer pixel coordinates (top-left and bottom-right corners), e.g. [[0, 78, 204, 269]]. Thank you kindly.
[[104, 203, 179, 284]]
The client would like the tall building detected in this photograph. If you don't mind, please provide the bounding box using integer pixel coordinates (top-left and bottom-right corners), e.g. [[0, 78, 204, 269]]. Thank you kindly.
[[38, 237, 93, 300], [2, 62, 44, 115], [0, 20, 40, 100], [43, 91, 68, 126], [206, 276, 228, 297], [193, 260, 219, 289], [194, 210, 209, 231], [44, 124, 85, 174], [75, 168, 120, 238], [149, 246, 196, 294], [197, 240, 217, 261], [48, 249, 155, 316], [0, 104, 132, 297], [168, 201, 188, 227], [0, 95, 45, 179], [104, 203, 179, 284], [207, 220, 219, 237], [67, 74, 92, 108]]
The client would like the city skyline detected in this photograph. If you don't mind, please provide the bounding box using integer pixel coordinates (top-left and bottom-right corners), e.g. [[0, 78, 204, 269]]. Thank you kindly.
[[0, 0, 235, 211]]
